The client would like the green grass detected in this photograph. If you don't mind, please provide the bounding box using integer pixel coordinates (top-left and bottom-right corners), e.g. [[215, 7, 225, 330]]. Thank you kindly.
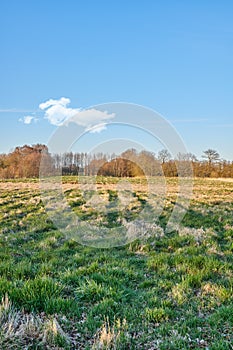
[[0, 177, 232, 348]]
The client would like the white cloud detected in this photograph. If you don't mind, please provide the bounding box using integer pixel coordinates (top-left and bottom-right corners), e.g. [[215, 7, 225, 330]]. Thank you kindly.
[[39, 97, 79, 126], [19, 115, 37, 124], [68, 108, 115, 131], [86, 123, 107, 133], [19, 97, 115, 132], [39, 97, 70, 110], [39, 97, 115, 131]]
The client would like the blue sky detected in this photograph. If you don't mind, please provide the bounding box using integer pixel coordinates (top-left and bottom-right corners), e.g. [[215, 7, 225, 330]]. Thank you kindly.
[[1, 0, 233, 160]]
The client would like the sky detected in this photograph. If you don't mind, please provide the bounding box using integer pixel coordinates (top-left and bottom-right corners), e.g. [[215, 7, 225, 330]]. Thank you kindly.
[[0, 0, 233, 160]]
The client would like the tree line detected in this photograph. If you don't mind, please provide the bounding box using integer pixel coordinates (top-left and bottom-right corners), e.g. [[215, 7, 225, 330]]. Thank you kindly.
[[0, 144, 233, 179]]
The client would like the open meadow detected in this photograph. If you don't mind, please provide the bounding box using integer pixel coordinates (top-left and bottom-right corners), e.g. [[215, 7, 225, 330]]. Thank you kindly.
[[0, 177, 232, 349]]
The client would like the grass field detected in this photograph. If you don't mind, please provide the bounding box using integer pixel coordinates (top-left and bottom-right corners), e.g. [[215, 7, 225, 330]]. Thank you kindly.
[[0, 177, 232, 349]]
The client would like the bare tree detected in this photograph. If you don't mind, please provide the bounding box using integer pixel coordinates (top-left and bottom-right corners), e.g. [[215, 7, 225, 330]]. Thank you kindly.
[[177, 152, 197, 162], [202, 149, 220, 164], [158, 149, 171, 164]]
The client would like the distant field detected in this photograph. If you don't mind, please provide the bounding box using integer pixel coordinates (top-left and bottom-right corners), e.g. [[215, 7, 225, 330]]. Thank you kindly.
[[0, 177, 232, 349]]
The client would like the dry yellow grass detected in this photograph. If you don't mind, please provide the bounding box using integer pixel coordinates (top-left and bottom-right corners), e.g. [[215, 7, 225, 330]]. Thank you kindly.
[[1, 177, 232, 203]]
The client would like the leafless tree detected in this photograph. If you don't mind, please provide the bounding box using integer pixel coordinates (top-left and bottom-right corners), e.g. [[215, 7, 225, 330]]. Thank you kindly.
[[202, 149, 220, 164], [158, 149, 171, 164]]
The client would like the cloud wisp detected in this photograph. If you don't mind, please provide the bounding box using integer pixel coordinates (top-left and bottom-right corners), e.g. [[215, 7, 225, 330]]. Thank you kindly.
[[0, 108, 35, 113], [86, 122, 107, 133], [19, 116, 38, 124]]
